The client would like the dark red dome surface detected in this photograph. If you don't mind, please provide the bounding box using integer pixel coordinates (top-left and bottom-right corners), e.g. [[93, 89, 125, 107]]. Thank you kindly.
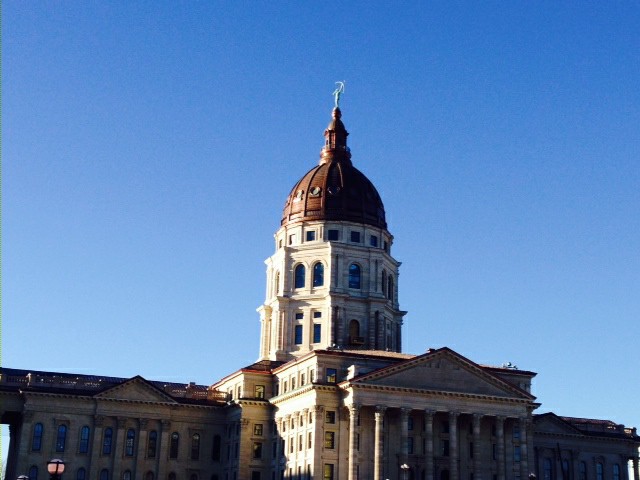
[[281, 108, 386, 229]]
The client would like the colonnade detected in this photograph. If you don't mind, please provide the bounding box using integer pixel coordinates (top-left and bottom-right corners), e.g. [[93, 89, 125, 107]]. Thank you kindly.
[[347, 405, 532, 480]]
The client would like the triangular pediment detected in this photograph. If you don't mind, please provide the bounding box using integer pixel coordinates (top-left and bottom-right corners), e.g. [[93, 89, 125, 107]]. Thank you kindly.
[[534, 413, 583, 435], [352, 348, 531, 399], [95, 376, 177, 403]]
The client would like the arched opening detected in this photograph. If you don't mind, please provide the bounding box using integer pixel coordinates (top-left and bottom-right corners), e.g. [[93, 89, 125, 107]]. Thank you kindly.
[[348, 264, 361, 289], [349, 320, 363, 345], [294, 264, 305, 289], [313, 262, 324, 287]]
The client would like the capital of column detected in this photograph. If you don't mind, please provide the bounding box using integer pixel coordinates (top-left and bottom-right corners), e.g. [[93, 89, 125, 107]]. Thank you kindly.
[[449, 411, 459, 421], [139, 418, 148, 430], [375, 405, 387, 419], [161, 419, 171, 428], [400, 407, 411, 419], [117, 417, 127, 428]]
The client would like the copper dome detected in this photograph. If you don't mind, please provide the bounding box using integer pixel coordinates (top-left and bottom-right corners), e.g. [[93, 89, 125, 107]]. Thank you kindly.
[[281, 108, 387, 229]]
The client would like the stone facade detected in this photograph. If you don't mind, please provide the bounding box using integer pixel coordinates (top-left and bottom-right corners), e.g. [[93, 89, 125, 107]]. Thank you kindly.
[[2, 104, 638, 480]]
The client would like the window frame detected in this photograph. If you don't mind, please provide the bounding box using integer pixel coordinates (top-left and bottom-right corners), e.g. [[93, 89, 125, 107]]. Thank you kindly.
[[294, 264, 305, 289]]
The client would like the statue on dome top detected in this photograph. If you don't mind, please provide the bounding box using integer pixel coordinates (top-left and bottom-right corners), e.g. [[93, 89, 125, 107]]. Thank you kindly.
[[333, 81, 345, 108]]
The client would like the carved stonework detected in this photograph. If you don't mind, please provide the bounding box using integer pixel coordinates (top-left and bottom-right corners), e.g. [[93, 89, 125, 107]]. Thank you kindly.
[[94, 415, 105, 427]]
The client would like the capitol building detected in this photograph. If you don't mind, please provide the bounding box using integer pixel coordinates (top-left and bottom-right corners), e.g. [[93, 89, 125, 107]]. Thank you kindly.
[[1, 101, 638, 480]]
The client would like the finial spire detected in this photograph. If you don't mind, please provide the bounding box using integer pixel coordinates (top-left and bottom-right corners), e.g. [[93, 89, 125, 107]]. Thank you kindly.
[[333, 81, 345, 108]]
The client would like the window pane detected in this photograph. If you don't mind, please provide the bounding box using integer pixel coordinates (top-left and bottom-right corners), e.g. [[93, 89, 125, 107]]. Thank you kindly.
[[348, 264, 361, 289], [103, 428, 113, 455], [125, 429, 135, 456], [313, 263, 324, 287], [295, 265, 305, 288], [56, 425, 67, 452], [79, 426, 90, 454], [313, 324, 322, 343], [294, 325, 303, 345], [32, 423, 43, 452]]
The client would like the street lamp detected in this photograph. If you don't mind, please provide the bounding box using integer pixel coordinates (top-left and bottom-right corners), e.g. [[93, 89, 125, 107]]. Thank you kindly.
[[17, 475, 30, 480], [47, 459, 65, 480], [401, 463, 410, 480], [529, 474, 537, 480]]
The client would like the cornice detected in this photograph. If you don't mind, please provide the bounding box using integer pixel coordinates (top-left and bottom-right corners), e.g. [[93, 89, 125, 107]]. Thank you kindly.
[[342, 383, 534, 405], [269, 383, 336, 405]]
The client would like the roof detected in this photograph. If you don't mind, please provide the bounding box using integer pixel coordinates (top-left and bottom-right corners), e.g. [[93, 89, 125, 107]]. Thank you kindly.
[[281, 107, 387, 230], [0, 367, 225, 405]]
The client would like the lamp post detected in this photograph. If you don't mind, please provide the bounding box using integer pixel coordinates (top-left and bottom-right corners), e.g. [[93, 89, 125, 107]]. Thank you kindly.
[[47, 459, 65, 480], [401, 463, 410, 480]]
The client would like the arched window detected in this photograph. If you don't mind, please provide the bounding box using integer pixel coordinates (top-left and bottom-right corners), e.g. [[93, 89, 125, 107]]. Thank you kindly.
[[77, 468, 86, 480], [613, 465, 620, 480], [544, 458, 553, 480], [349, 320, 360, 343], [597, 463, 603, 480], [348, 264, 361, 289], [100, 469, 109, 480], [125, 429, 135, 456], [313, 262, 324, 287], [387, 275, 394, 302], [123, 471, 132, 480], [79, 426, 90, 453], [32, 423, 43, 451], [103, 427, 113, 455], [29, 466, 38, 480], [274, 271, 280, 296], [56, 424, 67, 452], [579, 462, 587, 480], [147, 430, 158, 458], [191, 433, 201, 460], [294, 264, 305, 289], [212, 434, 221, 461], [145, 472, 154, 480], [170, 432, 179, 459]]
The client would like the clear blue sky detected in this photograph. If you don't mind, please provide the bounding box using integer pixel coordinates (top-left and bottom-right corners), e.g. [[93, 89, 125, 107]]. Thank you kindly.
[[3, 0, 639, 455]]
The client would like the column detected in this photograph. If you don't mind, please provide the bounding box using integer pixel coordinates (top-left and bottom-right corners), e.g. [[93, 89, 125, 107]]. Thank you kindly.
[[496, 417, 506, 480], [89, 416, 105, 480], [450, 412, 459, 480], [135, 419, 148, 480], [348, 405, 360, 480], [374, 406, 387, 480], [473, 414, 482, 480], [425, 410, 435, 480], [401, 408, 410, 462], [113, 417, 127, 480], [156, 420, 171, 480], [520, 419, 529, 480], [633, 455, 639, 480]]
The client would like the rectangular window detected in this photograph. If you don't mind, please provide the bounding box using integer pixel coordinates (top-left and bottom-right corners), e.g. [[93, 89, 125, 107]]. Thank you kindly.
[[383, 240, 389, 251], [294, 325, 303, 345], [442, 440, 450, 457], [370, 235, 378, 247], [513, 424, 520, 440], [324, 432, 335, 449], [298, 435, 303, 451], [289, 234, 295, 245], [326, 368, 337, 383], [300, 373, 305, 385], [254, 424, 263, 436], [295, 312, 304, 320], [356, 433, 360, 451], [408, 417, 414, 430], [350, 231, 361, 243], [408, 437, 414, 454], [308, 432, 312, 449], [492, 444, 497, 460], [325, 411, 336, 424], [328, 229, 339, 241], [313, 311, 322, 318], [253, 442, 262, 459], [255, 385, 265, 399], [283, 381, 288, 392], [514, 445, 521, 462], [323, 464, 335, 480], [291, 377, 296, 389], [306, 231, 316, 241], [313, 324, 322, 343]]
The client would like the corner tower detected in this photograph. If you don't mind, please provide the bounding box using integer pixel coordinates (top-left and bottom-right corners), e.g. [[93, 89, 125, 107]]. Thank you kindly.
[[258, 104, 406, 361]]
